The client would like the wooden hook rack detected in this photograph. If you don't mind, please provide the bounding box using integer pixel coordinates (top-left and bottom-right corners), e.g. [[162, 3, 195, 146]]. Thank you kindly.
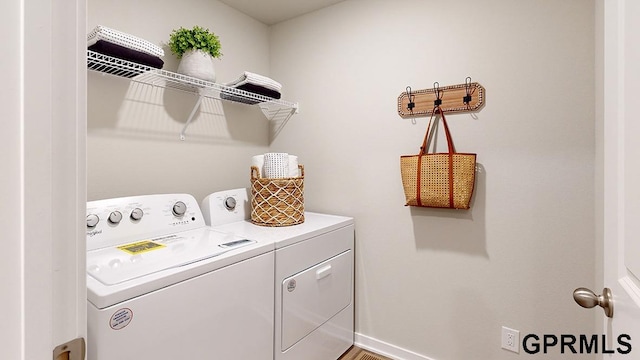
[[398, 81, 485, 118]]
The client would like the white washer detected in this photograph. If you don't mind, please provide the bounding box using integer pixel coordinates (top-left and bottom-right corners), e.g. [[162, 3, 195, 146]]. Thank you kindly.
[[202, 188, 355, 360], [86, 194, 275, 360]]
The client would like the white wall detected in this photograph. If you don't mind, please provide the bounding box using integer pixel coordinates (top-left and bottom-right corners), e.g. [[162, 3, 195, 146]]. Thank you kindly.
[[87, 0, 273, 201], [269, 0, 596, 359]]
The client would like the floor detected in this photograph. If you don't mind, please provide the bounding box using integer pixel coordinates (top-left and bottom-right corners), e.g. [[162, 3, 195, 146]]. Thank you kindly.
[[338, 346, 393, 360]]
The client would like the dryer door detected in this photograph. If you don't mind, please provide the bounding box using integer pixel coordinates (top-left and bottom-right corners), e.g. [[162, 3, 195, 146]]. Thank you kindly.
[[281, 249, 353, 351]]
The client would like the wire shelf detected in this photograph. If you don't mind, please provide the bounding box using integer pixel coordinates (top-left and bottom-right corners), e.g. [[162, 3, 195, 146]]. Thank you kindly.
[[87, 50, 298, 141]]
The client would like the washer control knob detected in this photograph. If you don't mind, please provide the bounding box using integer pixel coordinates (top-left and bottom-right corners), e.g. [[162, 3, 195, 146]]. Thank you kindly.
[[224, 197, 237, 211], [172, 201, 187, 217], [86, 214, 99, 228], [108, 211, 123, 224], [130, 208, 143, 221]]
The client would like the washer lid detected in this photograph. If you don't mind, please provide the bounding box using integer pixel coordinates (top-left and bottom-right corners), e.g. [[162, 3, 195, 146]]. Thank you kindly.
[[87, 228, 255, 286]]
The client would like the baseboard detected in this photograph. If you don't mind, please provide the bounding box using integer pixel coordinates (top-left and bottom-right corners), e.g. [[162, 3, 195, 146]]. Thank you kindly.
[[354, 333, 436, 360]]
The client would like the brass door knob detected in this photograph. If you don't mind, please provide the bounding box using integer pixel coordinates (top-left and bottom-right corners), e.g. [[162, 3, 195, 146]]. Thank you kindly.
[[573, 287, 613, 318]]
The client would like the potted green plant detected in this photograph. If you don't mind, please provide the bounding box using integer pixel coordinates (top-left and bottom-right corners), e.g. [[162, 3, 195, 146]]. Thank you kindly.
[[168, 26, 222, 82]]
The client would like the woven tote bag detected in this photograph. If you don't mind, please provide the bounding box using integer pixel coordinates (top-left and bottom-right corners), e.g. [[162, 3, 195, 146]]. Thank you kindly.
[[400, 107, 476, 209]]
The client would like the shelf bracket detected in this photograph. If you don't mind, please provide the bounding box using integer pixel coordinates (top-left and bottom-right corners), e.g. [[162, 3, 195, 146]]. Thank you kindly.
[[180, 95, 204, 141], [264, 103, 299, 143]]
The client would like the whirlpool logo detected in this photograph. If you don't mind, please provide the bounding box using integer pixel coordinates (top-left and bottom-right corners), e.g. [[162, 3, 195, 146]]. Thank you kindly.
[[522, 334, 632, 355], [86, 229, 102, 237]]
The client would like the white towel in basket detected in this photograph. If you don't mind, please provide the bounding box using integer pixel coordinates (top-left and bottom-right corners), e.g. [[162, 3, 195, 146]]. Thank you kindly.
[[253, 153, 299, 178], [288, 155, 299, 177], [263, 153, 289, 179], [251, 155, 265, 177]]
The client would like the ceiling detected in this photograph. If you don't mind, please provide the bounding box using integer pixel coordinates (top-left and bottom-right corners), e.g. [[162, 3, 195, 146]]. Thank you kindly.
[[218, 0, 346, 25]]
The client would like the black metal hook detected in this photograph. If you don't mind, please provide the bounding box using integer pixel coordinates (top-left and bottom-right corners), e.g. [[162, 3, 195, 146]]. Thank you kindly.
[[463, 76, 473, 105], [406, 86, 415, 113], [433, 82, 442, 107]]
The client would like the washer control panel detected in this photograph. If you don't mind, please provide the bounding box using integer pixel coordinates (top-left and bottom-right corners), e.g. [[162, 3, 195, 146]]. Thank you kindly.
[[86, 194, 205, 251]]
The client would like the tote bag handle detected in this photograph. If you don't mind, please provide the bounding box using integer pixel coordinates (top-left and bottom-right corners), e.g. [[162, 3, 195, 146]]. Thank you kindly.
[[416, 105, 455, 207], [419, 105, 455, 155]]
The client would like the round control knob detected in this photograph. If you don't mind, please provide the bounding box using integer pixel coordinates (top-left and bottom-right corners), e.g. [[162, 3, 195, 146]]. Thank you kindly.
[[130, 208, 143, 221], [86, 214, 99, 228], [224, 197, 237, 211], [108, 211, 123, 224], [172, 201, 187, 217]]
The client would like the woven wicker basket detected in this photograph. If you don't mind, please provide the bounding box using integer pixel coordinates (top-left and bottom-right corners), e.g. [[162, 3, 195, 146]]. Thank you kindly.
[[250, 165, 304, 227]]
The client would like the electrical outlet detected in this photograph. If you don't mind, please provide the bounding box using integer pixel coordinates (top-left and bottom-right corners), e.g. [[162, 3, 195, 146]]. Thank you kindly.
[[501, 326, 520, 353]]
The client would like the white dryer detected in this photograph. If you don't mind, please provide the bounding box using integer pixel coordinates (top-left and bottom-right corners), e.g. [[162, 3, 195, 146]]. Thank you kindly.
[[86, 194, 275, 360], [202, 188, 355, 360]]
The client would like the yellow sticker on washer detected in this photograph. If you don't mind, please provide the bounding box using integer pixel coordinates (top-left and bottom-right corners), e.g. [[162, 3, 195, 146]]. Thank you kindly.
[[117, 240, 165, 254]]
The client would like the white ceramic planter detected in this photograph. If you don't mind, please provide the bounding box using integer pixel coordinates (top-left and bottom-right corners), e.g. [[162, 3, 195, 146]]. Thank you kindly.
[[177, 49, 216, 82]]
